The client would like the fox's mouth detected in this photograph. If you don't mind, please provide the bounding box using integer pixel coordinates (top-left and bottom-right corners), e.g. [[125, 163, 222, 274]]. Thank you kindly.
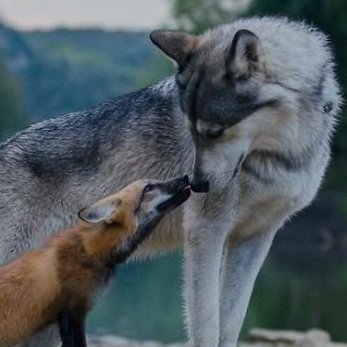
[[116, 177, 190, 264], [135, 176, 191, 214], [134, 186, 148, 213], [157, 183, 191, 213]]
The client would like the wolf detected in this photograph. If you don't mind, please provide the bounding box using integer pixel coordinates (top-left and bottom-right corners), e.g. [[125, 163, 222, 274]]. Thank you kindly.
[[0, 17, 341, 347]]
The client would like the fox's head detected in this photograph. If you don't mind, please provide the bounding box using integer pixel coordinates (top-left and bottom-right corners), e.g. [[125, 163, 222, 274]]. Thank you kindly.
[[78, 176, 191, 263], [150, 20, 339, 192]]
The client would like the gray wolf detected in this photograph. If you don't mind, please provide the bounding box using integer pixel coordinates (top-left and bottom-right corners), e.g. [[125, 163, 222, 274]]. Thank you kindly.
[[0, 176, 190, 347], [0, 16, 341, 347]]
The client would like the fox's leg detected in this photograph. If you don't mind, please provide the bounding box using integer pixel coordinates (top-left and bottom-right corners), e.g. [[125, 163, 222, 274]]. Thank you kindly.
[[57, 311, 87, 347], [182, 190, 237, 347], [218, 208, 290, 347]]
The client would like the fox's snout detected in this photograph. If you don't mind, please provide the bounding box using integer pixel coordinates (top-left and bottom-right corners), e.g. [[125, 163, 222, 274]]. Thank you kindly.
[[164, 175, 190, 195], [146, 175, 191, 214]]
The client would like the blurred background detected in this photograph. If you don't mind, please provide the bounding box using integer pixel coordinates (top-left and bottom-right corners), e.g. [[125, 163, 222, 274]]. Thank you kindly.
[[0, 0, 347, 343]]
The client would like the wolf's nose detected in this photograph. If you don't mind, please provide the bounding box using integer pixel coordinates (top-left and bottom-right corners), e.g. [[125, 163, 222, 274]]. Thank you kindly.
[[190, 179, 210, 193], [206, 125, 224, 138]]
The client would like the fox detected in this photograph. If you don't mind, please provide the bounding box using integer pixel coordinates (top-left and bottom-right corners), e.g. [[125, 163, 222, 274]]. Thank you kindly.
[[0, 176, 191, 347]]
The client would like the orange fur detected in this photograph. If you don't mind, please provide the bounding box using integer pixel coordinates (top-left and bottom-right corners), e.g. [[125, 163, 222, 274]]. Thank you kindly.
[[0, 181, 145, 347]]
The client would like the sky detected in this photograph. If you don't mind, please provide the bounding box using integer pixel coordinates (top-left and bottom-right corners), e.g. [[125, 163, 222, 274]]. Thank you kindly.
[[0, 0, 171, 31]]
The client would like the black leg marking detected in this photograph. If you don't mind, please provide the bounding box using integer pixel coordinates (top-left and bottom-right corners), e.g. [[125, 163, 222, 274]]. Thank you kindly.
[[57, 311, 87, 347]]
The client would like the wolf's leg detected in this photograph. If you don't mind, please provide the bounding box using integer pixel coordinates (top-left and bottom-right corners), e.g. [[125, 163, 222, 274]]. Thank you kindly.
[[183, 222, 228, 347], [218, 226, 280, 347], [183, 191, 237, 347]]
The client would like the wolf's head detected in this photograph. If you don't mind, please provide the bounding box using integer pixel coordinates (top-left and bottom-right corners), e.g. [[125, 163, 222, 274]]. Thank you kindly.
[[78, 176, 191, 263], [150, 19, 340, 191], [150, 28, 273, 134]]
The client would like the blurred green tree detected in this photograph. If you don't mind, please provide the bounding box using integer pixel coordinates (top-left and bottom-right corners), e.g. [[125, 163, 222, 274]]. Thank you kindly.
[[172, 0, 249, 33], [0, 59, 25, 140]]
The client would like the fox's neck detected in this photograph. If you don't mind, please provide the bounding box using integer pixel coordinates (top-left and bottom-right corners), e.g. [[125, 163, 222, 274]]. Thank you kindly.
[[75, 222, 127, 267]]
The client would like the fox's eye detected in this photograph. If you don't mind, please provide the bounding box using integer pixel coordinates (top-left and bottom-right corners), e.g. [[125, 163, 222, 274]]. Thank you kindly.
[[141, 183, 159, 203], [145, 184, 155, 192]]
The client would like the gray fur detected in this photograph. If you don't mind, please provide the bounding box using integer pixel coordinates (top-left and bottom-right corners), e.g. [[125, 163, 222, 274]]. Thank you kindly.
[[0, 17, 341, 347]]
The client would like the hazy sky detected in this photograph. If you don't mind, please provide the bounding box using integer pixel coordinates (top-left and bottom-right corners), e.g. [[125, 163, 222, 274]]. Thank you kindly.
[[0, 0, 171, 30]]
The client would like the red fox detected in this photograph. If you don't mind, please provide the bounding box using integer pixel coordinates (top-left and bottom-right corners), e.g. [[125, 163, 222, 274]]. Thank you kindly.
[[0, 176, 190, 347]]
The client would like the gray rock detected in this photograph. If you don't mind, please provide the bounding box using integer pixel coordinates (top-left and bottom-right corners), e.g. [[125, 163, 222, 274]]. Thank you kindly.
[[88, 329, 347, 347]]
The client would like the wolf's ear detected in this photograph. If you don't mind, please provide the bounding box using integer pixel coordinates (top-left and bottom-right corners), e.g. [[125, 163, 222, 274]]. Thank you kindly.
[[150, 30, 197, 68], [78, 199, 121, 224], [226, 29, 265, 78]]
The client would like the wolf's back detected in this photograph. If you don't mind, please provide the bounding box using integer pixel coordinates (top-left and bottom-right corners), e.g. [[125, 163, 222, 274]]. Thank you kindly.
[[0, 76, 192, 265]]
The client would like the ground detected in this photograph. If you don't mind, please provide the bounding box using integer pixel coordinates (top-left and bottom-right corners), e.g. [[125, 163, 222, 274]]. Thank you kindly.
[[88, 329, 347, 347]]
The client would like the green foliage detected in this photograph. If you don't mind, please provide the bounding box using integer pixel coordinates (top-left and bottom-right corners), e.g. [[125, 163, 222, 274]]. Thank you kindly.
[[247, 0, 347, 86], [247, 260, 347, 341], [0, 24, 172, 134], [172, 0, 248, 33], [134, 52, 175, 90], [21, 29, 162, 119], [0, 59, 25, 140], [337, 195, 347, 216]]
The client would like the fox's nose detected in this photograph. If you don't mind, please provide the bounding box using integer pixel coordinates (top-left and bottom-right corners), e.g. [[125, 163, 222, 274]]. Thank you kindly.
[[181, 175, 189, 186], [173, 175, 190, 190]]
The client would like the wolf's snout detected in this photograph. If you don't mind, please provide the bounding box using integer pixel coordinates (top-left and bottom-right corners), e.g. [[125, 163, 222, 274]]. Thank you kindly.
[[190, 158, 210, 193]]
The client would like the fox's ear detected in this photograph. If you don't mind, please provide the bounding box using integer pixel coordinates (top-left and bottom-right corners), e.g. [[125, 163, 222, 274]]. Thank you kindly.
[[150, 30, 197, 68], [226, 29, 266, 77], [78, 199, 121, 224]]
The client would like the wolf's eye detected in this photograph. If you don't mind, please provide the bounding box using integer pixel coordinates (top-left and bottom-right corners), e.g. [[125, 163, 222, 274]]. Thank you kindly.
[[224, 71, 234, 82], [205, 124, 225, 139]]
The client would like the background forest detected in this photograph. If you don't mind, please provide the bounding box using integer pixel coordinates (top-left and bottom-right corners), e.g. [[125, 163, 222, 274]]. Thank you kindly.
[[0, 0, 347, 343]]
